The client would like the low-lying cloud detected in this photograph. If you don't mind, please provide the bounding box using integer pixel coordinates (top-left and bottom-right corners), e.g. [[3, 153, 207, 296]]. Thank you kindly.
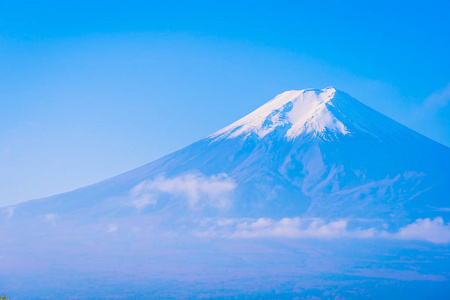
[[395, 217, 450, 244], [196, 216, 450, 244], [130, 172, 236, 209], [233, 217, 352, 239], [198, 217, 377, 239]]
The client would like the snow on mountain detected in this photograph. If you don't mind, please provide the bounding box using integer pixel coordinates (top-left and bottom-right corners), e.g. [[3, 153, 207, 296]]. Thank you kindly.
[[210, 87, 349, 141], [1, 88, 450, 299], [209, 86, 431, 145]]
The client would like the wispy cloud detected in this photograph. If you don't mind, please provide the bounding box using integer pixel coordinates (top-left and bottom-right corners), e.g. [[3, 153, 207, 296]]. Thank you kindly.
[[45, 213, 57, 222], [414, 83, 450, 119], [130, 172, 236, 209], [196, 216, 450, 244], [107, 223, 118, 233], [4, 206, 15, 219], [44, 213, 58, 226], [131, 193, 157, 209], [423, 84, 450, 111]]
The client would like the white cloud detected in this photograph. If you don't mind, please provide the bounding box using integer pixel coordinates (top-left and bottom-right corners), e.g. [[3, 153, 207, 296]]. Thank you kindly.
[[230, 217, 369, 239], [44, 213, 58, 226], [197, 217, 376, 239], [395, 217, 450, 244], [5, 206, 15, 219], [130, 172, 236, 209], [131, 193, 157, 209], [107, 223, 118, 233], [435, 207, 450, 212], [413, 83, 450, 120], [45, 213, 57, 222], [423, 84, 450, 111], [196, 216, 450, 244]]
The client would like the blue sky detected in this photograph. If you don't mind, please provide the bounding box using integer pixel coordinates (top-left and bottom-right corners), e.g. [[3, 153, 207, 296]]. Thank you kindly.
[[1, 0, 449, 205]]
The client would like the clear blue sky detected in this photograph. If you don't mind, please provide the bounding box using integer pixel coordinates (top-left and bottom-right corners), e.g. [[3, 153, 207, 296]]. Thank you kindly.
[[1, 0, 449, 205]]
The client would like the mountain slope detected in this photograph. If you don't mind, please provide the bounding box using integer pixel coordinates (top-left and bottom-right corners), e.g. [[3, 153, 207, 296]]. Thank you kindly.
[[1, 87, 450, 299], [4, 87, 448, 222]]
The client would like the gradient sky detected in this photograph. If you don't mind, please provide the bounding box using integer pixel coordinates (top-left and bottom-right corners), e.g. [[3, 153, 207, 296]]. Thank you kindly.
[[1, 0, 449, 206]]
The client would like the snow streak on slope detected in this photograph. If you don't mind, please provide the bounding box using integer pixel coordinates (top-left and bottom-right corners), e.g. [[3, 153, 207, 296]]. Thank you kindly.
[[210, 87, 349, 141]]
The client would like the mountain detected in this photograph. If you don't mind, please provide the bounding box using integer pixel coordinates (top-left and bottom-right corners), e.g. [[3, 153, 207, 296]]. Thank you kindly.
[[1, 87, 450, 299], [5, 87, 448, 222]]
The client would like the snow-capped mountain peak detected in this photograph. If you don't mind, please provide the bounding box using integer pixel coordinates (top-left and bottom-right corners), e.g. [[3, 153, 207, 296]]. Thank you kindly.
[[210, 87, 349, 141], [2, 86, 450, 299]]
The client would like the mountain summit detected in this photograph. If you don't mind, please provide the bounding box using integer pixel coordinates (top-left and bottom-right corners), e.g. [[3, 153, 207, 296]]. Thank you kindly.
[[1, 88, 450, 299], [211, 87, 431, 146], [211, 87, 349, 141]]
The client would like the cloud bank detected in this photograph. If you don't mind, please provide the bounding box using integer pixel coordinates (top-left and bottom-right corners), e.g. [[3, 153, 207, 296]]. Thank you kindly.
[[130, 172, 236, 209], [395, 217, 450, 244], [196, 216, 450, 244]]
